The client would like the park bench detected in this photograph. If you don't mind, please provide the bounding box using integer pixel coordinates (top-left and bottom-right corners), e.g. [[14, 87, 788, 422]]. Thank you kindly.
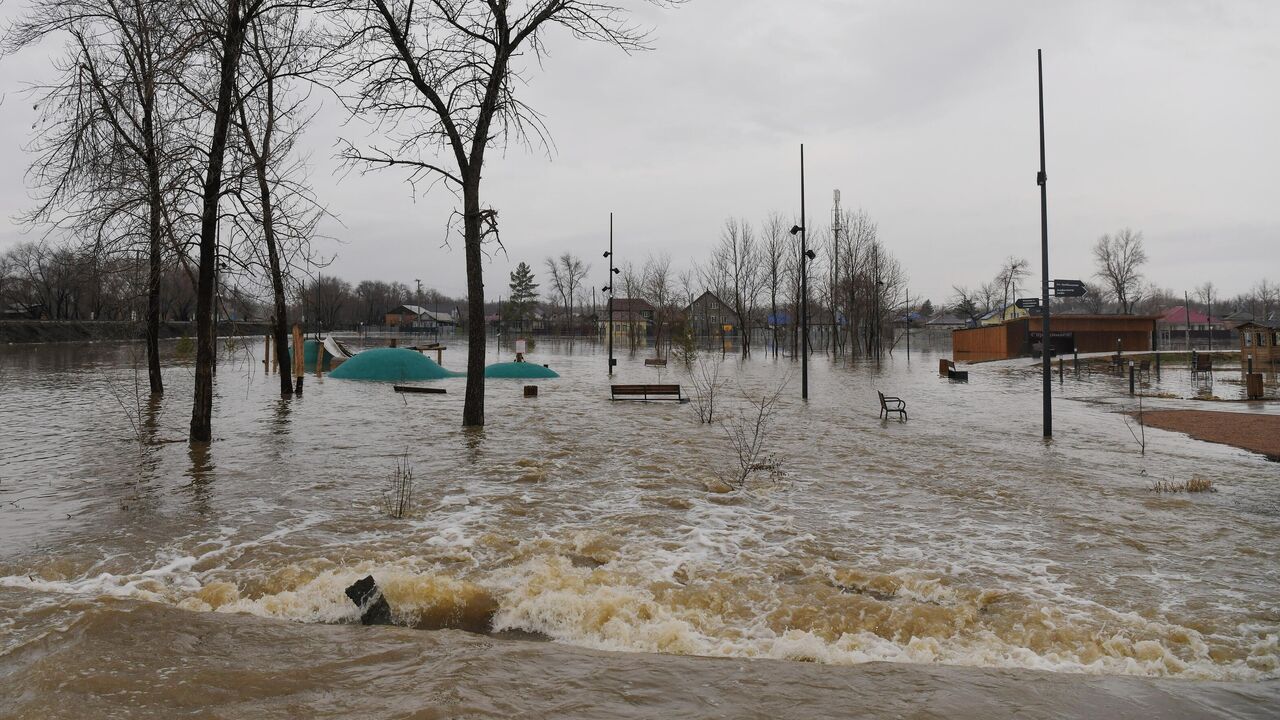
[[878, 391, 907, 421], [643, 358, 668, 367], [939, 359, 968, 382], [611, 384, 687, 402], [394, 385, 446, 394]]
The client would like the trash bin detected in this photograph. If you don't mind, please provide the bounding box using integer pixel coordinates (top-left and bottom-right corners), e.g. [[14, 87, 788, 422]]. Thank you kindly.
[[1246, 373, 1264, 400]]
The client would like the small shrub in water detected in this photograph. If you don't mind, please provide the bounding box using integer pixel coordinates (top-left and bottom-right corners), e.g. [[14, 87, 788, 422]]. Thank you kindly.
[[1150, 477, 1216, 494], [382, 455, 415, 518]]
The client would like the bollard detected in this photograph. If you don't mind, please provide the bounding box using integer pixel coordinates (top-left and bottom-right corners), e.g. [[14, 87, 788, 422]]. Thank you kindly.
[[1246, 372, 1263, 400], [524, 385, 538, 397], [292, 323, 305, 395], [1059, 357, 1064, 384], [1073, 347, 1079, 375], [1129, 361, 1135, 395]]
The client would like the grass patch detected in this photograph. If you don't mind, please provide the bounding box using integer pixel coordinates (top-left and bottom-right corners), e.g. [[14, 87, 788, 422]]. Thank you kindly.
[[1150, 477, 1217, 493]]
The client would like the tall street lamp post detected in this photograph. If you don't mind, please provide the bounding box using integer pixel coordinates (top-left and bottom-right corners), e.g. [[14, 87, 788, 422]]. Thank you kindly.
[[602, 212, 619, 375], [790, 144, 814, 400], [1037, 49, 1053, 438]]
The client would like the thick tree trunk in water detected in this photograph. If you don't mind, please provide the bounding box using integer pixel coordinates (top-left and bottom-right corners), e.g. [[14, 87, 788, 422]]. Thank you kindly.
[[255, 159, 293, 396], [462, 183, 486, 427], [144, 88, 163, 395], [146, 163, 163, 395], [190, 0, 246, 442]]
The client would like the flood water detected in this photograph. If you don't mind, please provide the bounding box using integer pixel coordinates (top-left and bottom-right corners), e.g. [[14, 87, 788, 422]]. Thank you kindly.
[[1, 337, 1277, 718]]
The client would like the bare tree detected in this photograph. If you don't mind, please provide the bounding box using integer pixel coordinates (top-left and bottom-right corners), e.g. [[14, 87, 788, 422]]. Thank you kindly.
[[712, 218, 762, 356], [760, 213, 787, 358], [544, 253, 588, 335], [327, 0, 674, 427], [996, 256, 1030, 313], [643, 253, 673, 357], [229, 7, 326, 395], [4, 0, 200, 394], [1092, 228, 1147, 314]]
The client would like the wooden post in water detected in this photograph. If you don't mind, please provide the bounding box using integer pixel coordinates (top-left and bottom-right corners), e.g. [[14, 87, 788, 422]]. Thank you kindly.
[[264, 335, 271, 373], [315, 337, 323, 377], [292, 323, 304, 394]]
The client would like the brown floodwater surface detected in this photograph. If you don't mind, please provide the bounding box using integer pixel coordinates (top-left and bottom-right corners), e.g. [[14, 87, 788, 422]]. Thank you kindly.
[[1, 338, 1277, 718]]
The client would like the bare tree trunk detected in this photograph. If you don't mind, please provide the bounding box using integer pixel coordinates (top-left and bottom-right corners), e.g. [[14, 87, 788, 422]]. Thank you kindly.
[[462, 181, 486, 427], [191, 0, 246, 443], [145, 142, 164, 395]]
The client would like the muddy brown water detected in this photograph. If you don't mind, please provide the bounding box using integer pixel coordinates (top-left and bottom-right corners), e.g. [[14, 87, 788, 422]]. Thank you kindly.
[[1, 339, 1277, 718]]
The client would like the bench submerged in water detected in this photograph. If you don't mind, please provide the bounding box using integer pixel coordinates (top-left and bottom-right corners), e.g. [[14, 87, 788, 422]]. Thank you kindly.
[[611, 384, 687, 402]]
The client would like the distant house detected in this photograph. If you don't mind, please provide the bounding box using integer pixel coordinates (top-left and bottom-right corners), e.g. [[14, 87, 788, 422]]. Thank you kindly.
[[925, 312, 967, 328], [385, 304, 456, 329], [979, 303, 1029, 326], [1222, 309, 1254, 327], [604, 298, 655, 337], [1158, 306, 1223, 333], [683, 291, 738, 337]]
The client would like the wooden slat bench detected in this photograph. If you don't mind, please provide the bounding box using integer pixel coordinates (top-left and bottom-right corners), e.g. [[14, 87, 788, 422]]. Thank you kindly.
[[611, 384, 687, 402], [643, 358, 668, 367], [394, 385, 446, 394], [878, 391, 907, 421]]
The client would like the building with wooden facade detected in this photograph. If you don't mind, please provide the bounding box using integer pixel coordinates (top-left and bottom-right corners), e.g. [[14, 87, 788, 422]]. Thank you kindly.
[[952, 314, 1159, 361], [1237, 319, 1279, 374]]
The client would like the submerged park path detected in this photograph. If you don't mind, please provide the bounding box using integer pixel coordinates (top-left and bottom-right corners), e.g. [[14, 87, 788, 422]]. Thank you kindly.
[[1141, 409, 1280, 461]]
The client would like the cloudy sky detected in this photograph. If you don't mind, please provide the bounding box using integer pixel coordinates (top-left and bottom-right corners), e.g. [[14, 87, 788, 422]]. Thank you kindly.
[[2, 0, 1277, 306]]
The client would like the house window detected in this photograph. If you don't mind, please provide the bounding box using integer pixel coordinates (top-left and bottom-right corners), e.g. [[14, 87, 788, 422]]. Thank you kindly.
[[1246, 333, 1253, 347]]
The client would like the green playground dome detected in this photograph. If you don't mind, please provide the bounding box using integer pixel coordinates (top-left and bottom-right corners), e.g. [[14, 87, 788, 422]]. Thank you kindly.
[[484, 361, 560, 379], [329, 348, 464, 382], [289, 339, 333, 372]]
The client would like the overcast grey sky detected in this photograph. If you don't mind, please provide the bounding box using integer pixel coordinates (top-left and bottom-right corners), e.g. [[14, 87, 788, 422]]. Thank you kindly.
[[2, 0, 1277, 306]]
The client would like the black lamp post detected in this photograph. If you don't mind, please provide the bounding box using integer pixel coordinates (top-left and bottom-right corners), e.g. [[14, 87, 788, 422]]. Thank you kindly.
[[1036, 49, 1053, 438], [791, 144, 812, 400], [602, 212, 620, 375]]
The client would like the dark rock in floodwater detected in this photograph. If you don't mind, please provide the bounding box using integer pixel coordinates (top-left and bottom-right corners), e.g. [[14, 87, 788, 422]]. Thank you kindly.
[[345, 575, 393, 626]]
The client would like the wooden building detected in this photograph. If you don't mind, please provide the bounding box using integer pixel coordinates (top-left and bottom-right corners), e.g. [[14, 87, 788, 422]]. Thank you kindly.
[[1238, 319, 1280, 373], [683, 291, 738, 337], [604, 298, 655, 337], [952, 314, 1159, 361]]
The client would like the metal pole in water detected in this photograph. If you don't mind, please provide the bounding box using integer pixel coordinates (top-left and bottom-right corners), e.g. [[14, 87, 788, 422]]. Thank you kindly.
[[607, 213, 614, 376], [800, 144, 809, 401], [1037, 49, 1052, 438], [1129, 361, 1135, 395]]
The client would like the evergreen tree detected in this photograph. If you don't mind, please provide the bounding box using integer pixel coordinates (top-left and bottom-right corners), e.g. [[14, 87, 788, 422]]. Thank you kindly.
[[508, 262, 539, 333]]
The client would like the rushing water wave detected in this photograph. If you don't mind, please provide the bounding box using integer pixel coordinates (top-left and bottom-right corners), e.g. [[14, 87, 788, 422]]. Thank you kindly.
[[1, 338, 1277, 716]]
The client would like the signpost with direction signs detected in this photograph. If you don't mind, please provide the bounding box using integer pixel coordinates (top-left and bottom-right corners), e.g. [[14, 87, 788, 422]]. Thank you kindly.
[[1052, 279, 1087, 298], [1016, 297, 1041, 310]]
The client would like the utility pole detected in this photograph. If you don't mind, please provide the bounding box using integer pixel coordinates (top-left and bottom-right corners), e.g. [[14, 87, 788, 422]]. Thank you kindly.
[[1184, 291, 1192, 351], [1037, 49, 1052, 438]]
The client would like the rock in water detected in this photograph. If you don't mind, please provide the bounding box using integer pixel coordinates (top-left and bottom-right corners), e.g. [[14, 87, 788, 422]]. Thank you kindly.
[[345, 575, 393, 626]]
